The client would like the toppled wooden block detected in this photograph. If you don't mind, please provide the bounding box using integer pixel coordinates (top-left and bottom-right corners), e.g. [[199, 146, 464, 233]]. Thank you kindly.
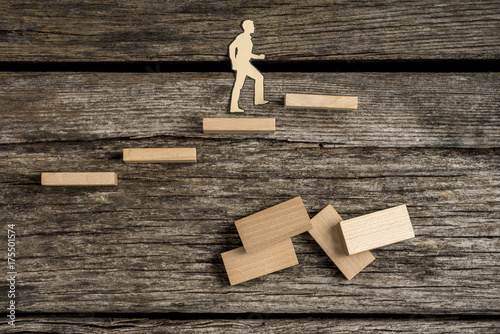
[[339, 205, 414, 255], [41, 172, 118, 186], [221, 239, 298, 285], [123, 148, 197, 163], [309, 205, 374, 280], [203, 118, 275, 134], [285, 93, 358, 110], [235, 196, 312, 253]]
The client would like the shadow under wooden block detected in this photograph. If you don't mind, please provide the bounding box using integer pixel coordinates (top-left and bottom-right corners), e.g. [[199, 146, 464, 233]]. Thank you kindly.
[[309, 205, 374, 280], [123, 148, 197, 163], [203, 118, 275, 134], [285, 93, 358, 110], [339, 205, 415, 255], [235, 196, 312, 253], [221, 239, 298, 285], [41, 172, 118, 186]]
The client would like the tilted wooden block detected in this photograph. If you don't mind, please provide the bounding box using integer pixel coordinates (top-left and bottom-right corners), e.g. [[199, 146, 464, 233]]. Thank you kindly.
[[221, 238, 298, 285], [41, 172, 118, 186], [123, 148, 197, 163], [235, 196, 312, 253], [309, 205, 374, 280], [339, 205, 414, 255], [203, 118, 275, 134], [285, 93, 358, 110]]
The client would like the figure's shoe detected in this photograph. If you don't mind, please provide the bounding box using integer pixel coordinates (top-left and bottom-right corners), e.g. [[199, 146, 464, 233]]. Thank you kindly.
[[255, 100, 269, 105], [230, 107, 245, 113]]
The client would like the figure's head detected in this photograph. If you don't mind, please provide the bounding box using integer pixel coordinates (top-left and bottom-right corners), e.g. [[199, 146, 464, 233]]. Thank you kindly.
[[242, 20, 255, 34]]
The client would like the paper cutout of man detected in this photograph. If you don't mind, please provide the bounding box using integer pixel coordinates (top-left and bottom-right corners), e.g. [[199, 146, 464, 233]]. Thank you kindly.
[[229, 20, 269, 112]]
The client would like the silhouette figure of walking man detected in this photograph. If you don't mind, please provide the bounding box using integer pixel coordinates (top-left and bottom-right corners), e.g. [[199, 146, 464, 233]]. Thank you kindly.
[[229, 20, 268, 112]]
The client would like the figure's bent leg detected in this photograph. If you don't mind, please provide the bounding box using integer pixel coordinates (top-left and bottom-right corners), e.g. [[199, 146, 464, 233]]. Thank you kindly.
[[230, 72, 246, 112], [247, 66, 268, 105]]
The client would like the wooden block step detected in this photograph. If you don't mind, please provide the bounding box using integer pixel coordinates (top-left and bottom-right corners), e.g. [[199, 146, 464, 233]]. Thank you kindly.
[[285, 93, 358, 110], [235, 196, 312, 253], [309, 205, 374, 280], [339, 205, 415, 255], [221, 238, 299, 285], [203, 118, 275, 134], [123, 148, 197, 163], [41, 172, 118, 186]]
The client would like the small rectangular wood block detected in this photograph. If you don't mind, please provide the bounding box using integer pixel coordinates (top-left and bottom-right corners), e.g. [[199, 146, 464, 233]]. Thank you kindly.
[[203, 118, 275, 134], [235, 196, 312, 253], [221, 239, 299, 285], [285, 93, 358, 110], [41, 172, 118, 186], [340, 205, 414, 255], [309, 205, 374, 280], [123, 148, 197, 163]]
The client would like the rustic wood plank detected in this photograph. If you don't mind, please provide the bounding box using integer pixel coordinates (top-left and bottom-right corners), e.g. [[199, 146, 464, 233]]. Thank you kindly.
[[1, 1, 499, 61], [0, 139, 498, 314], [3, 317, 500, 333], [0, 72, 498, 148]]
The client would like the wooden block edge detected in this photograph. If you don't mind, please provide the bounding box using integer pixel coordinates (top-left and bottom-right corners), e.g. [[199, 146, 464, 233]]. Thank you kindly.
[[122, 148, 197, 163]]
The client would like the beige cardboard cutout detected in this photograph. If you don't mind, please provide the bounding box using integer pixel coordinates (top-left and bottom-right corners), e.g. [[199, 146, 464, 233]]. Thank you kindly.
[[229, 20, 268, 112]]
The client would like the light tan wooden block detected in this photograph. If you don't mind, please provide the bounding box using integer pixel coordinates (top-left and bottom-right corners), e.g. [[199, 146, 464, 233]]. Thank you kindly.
[[340, 205, 414, 255], [309, 205, 374, 280], [221, 238, 298, 285], [123, 148, 196, 163], [285, 93, 358, 110], [235, 196, 312, 253], [41, 172, 118, 186], [203, 118, 275, 134]]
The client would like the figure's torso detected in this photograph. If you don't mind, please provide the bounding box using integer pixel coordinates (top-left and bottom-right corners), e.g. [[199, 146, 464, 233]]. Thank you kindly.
[[232, 34, 253, 69]]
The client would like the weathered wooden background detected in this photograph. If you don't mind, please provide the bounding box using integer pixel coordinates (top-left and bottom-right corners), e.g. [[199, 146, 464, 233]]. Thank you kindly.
[[1, 1, 499, 333]]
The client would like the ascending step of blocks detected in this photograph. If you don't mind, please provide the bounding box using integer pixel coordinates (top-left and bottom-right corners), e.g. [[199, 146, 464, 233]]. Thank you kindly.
[[203, 118, 275, 134], [285, 93, 358, 110], [123, 148, 197, 163], [40, 148, 197, 186], [221, 198, 414, 285], [203, 94, 357, 135], [41, 172, 118, 186]]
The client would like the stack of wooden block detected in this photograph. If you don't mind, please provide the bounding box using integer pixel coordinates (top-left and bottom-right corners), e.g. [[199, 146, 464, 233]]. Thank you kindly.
[[222, 197, 414, 285]]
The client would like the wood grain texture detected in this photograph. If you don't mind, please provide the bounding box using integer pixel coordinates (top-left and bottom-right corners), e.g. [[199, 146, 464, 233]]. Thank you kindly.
[[3, 317, 500, 334], [309, 205, 374, 280], [41, 172, 118, 186], [203, 118, 275, 134], [235, 196, 311, 253], [123, 148, 197, 163], [1, 72, 498, 148], [222, 239, 299, 285], [1, 1, 499, 61], [285, 94, 358, 110], [340, 205, 415, 255], [0, 138, 498, 314]]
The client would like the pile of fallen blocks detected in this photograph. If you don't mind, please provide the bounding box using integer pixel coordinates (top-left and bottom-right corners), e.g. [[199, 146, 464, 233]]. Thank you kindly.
[[222, 197, 415, 285]]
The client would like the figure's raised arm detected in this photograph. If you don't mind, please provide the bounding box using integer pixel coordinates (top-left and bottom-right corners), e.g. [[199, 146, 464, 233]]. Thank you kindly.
[[251, 53, 265, 60]]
